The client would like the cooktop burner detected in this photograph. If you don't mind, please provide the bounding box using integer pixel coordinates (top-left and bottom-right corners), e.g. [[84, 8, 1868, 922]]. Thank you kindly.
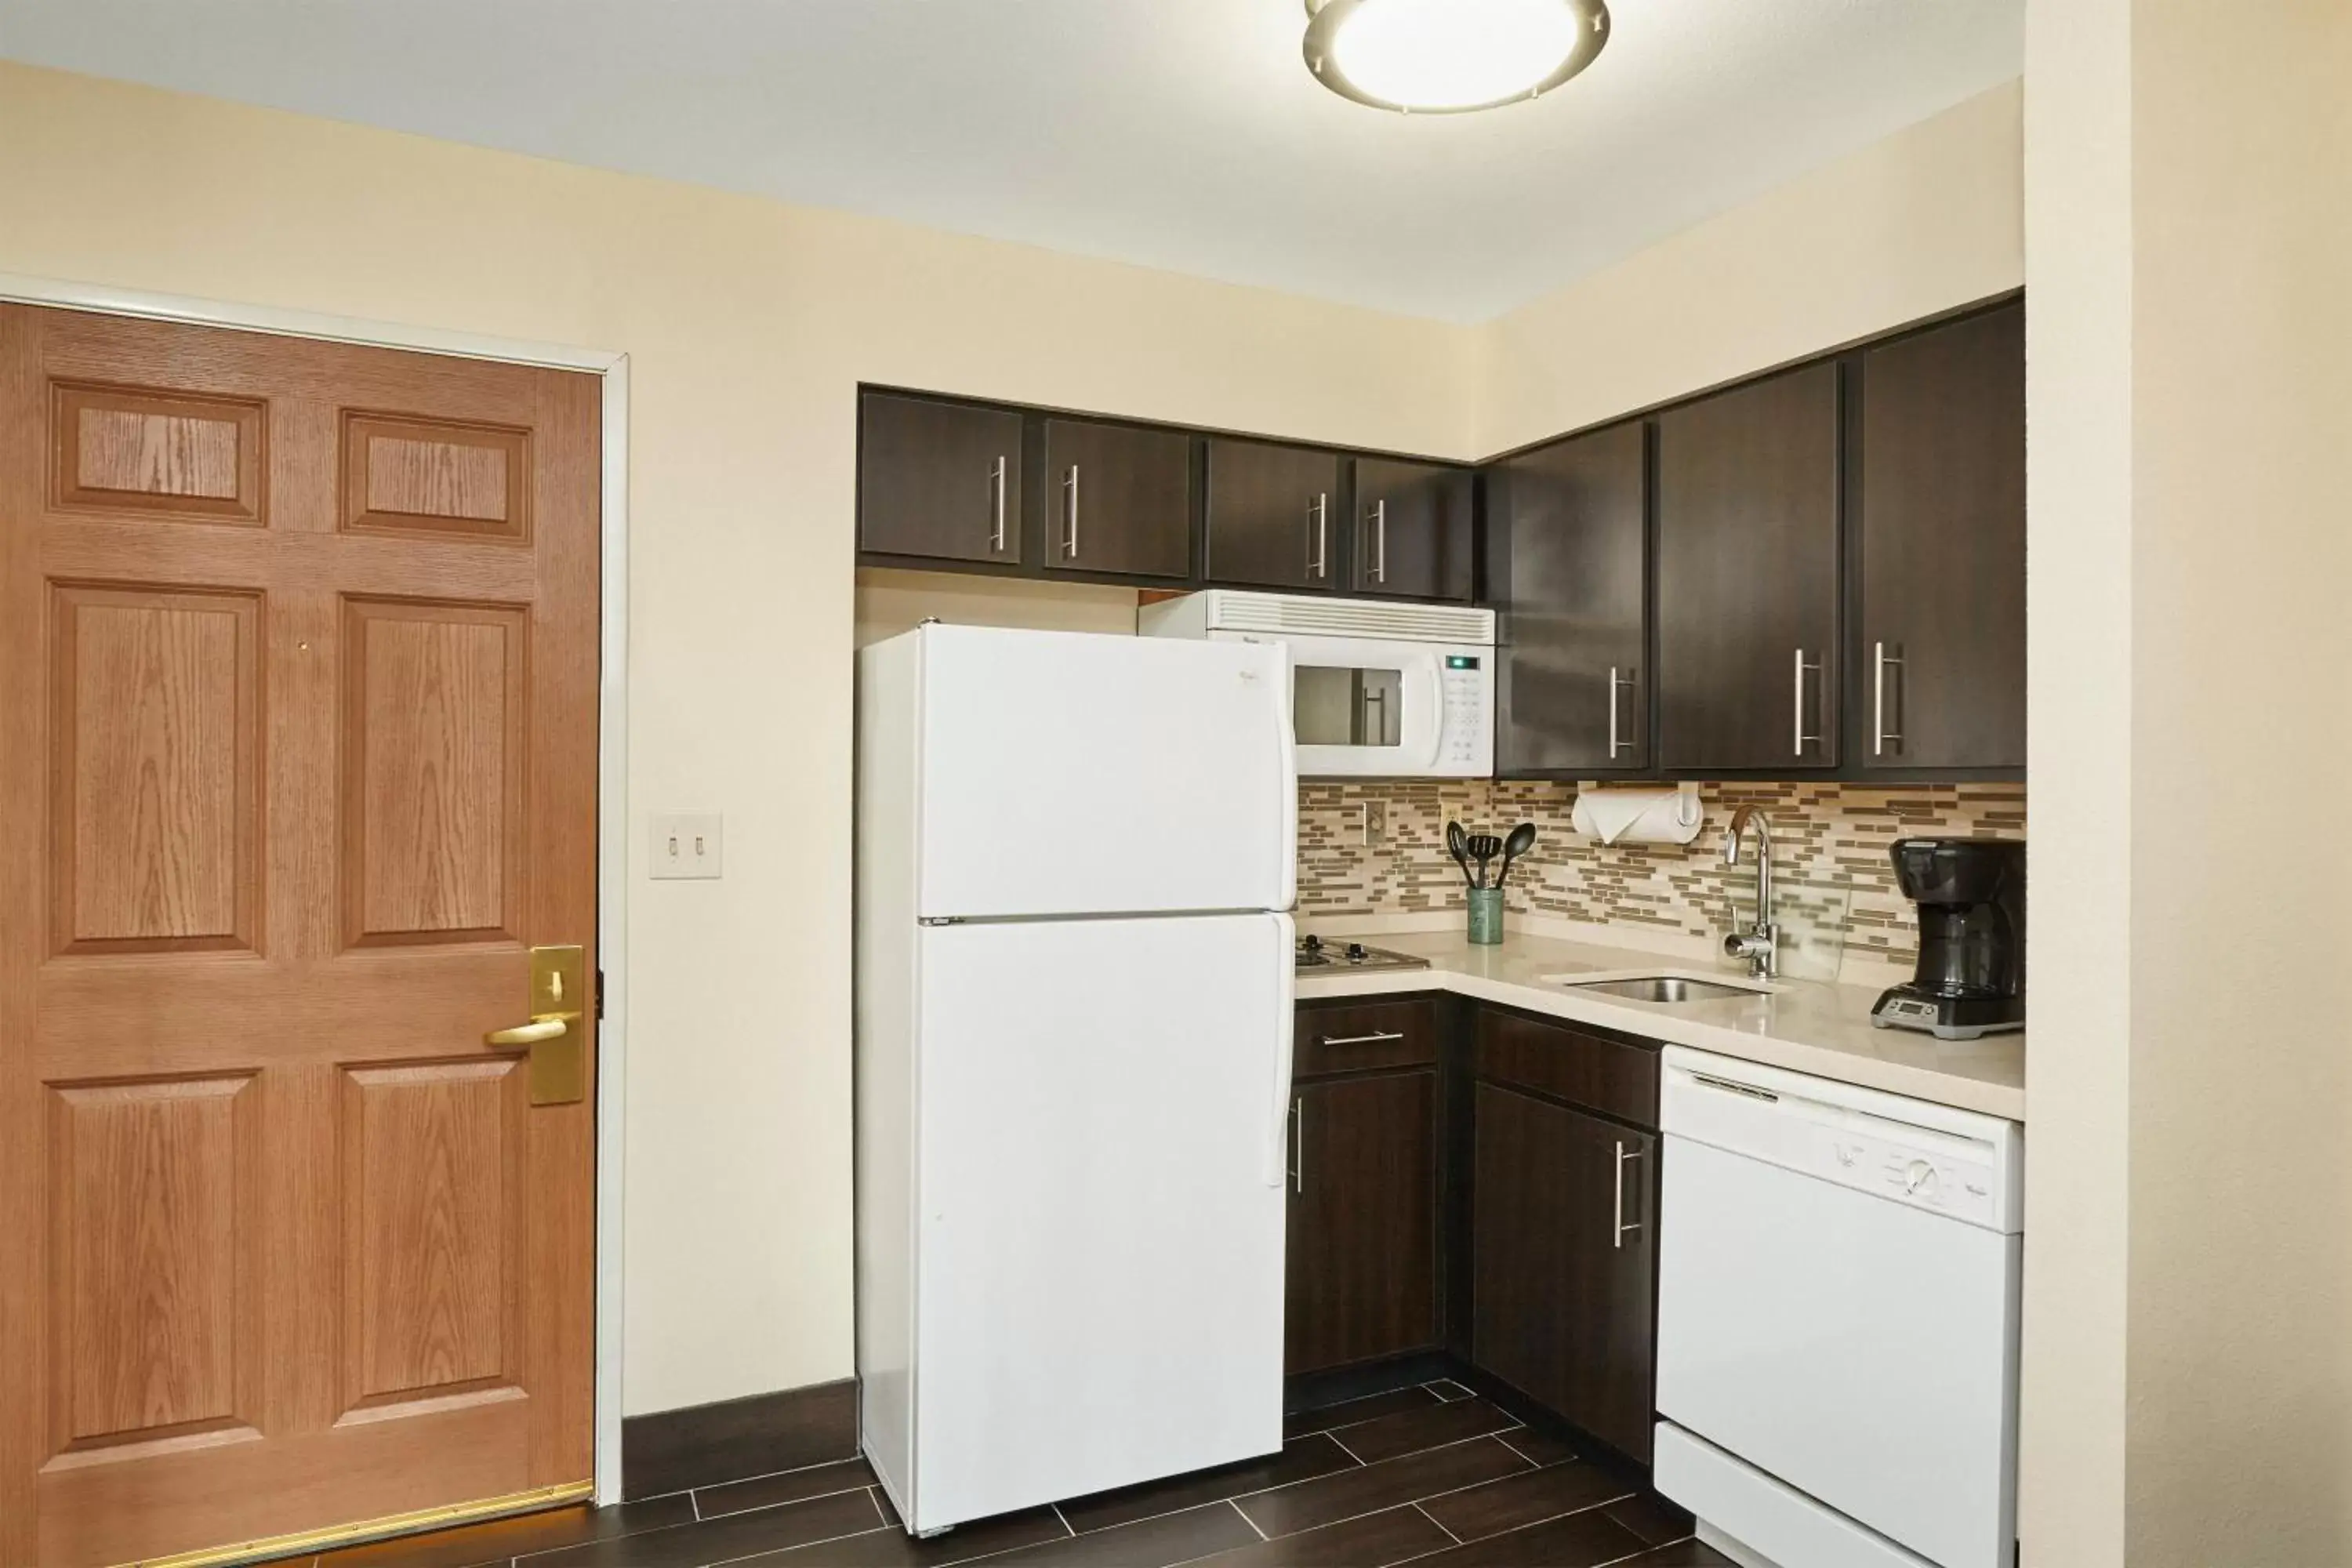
[[1294, 935, 1432, 974]]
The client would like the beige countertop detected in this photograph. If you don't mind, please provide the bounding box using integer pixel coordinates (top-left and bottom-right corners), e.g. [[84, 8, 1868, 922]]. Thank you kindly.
[[1296, 924, 2026, 1123]]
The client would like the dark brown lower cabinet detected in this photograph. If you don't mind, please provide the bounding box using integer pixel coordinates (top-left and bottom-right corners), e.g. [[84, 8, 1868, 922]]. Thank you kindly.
[[1471, 1082, 1657, 1463], [1287, 1069, 1439, 1375]]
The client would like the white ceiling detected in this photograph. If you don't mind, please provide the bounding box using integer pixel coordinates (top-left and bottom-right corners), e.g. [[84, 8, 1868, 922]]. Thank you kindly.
[[0, 0, 2023, 323]]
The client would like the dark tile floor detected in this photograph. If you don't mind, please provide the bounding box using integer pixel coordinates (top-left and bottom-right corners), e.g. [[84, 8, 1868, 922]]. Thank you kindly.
[[278, 1381, 1728, 1568]]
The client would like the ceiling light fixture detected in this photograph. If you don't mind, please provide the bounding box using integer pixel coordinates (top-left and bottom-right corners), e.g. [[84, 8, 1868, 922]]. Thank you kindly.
[[1302, 0, 1610, 114]]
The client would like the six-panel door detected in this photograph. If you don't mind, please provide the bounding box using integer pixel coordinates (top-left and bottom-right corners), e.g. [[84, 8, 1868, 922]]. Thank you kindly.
[[0, 305, 600, 1568]]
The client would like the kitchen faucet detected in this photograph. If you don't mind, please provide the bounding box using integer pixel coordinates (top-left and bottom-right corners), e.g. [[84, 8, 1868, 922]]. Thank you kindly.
[[1721, 805, 1778, 980]]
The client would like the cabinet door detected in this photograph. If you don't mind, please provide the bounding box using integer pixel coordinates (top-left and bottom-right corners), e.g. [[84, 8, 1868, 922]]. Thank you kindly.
[[1472, 1083, 1655, 1462], [1042, 418, 1193, 580], [858, 391, 1024, 564], [1491, 423, 1649, 773], [1205, 438, 1342, 591], [1287, 1070, 1439, 1375], [1859, 303, 2025, 770], [1656, 364, 1840, 771], [1354, 458, 1474, 601]]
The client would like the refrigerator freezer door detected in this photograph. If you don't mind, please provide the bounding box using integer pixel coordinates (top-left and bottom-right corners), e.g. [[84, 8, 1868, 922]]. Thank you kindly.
[[915, 626, 1294, 919], [908, 913, 1292, 1533]]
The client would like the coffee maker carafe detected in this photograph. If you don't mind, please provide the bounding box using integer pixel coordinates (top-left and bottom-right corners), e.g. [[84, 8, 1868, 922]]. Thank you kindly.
[[1871, 837, 2026, 1040]]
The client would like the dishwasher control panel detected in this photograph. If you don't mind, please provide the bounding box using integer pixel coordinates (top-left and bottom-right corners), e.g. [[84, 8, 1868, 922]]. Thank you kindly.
[[1661, 1047, 2023, 1233]]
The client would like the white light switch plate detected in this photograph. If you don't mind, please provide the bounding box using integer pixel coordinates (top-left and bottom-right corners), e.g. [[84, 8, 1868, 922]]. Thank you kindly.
[[651, 813, 724, 880]]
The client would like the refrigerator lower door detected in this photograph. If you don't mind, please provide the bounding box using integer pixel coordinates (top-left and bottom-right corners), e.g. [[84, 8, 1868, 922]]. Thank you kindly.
[[906, 912, 1293, 1534], [913, 625, 1294, 920]]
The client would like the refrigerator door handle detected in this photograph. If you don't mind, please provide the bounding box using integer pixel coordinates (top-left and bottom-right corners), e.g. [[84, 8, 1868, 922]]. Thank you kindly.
[[1268, 911, 1296, 1187]]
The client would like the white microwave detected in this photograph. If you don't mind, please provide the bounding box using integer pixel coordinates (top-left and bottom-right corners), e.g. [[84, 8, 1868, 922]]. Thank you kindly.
[[1140, 591, 1495, 778]]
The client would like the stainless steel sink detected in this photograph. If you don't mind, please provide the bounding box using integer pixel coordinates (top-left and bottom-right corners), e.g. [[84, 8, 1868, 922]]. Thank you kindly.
[[1560, 975, 1766, 1004]]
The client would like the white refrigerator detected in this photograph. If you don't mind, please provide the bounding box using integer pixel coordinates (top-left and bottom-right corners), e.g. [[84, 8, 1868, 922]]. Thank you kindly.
[[855, 623, 1298, 1537]]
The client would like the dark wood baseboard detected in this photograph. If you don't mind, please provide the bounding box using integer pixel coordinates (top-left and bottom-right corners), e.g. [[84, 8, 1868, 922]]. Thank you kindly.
[[1282, 1349, 1458, 1416], [622, 1377, 858, 1501]]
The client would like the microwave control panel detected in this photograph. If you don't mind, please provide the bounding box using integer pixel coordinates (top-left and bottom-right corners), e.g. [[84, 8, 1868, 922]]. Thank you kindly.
[[1439, 654, 1489, 771]]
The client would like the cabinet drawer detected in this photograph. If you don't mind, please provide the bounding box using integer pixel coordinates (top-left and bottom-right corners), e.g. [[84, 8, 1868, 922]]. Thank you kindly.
[[1294, 998, 1438, 1077], [1475, 1009, 1657, 1128]]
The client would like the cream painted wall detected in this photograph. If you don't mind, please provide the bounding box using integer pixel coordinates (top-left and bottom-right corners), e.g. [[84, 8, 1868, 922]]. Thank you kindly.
[[1474, 81, 2024, 456], [2024, 2, 2352, 1560], [2121, 1, 2352, 1560], [854, 568, 1140, 648], [0, 59, 1472, 1417], [0, 56, 2031, 1422]]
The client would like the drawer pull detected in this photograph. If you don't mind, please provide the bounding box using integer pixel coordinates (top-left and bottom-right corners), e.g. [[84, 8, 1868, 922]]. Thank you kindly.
[[1613, 1142, 1643, 1249], [1318, 1029, 1406, 1047]]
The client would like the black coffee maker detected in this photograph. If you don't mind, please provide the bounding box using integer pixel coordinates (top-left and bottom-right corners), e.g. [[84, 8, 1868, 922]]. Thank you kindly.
[[1871, 837, 2026, 1040]]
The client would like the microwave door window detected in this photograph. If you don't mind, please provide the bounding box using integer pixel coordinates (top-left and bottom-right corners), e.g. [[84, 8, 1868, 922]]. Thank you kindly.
[[1294, 665, 1403, 747]]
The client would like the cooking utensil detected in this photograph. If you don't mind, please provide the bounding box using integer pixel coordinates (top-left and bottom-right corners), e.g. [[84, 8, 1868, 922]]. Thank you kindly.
[[1446, 820, 1477, 888], [1468, 833, 1503, 887], [1496, 822, 1537, 887]]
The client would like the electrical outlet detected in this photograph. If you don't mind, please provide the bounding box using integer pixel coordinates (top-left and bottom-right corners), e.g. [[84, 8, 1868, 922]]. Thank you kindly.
[[1360, 800, 1385, 846], [651, 813, 724, 880]]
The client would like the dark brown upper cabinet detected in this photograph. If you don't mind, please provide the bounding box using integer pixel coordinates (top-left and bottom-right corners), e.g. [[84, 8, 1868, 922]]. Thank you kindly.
[[1040, 417, 1193, 581], [1286, 1067, 1439, 1376], [858, 391, 1024, 565], [1490, 422, 1650, 774], [1471, 1081, 1657, 1465], [1657, 362, 1842, 771], [1857, 303, 2026, 771], [1353, 458, 1474, 601], [1203, 438, 1344, 591]]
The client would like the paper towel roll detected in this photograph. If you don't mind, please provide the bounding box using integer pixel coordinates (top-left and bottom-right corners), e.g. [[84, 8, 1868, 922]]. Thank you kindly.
[[1570, 786, 1706, 847]]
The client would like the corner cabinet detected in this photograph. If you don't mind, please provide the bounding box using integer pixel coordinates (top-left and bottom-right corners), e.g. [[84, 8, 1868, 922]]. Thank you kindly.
[[858, 391, 1024, 565], [1490, 421, 1650, 774], [1469, 1009, 1659, 1465], [1286, 999, 1441, 1376], [1856, 301, 2026, 772], [1655, 361, 1842, 772]]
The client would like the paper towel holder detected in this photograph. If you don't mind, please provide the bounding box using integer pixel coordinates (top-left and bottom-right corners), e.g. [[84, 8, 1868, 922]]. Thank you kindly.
[[1576, 779, 1705, 829]]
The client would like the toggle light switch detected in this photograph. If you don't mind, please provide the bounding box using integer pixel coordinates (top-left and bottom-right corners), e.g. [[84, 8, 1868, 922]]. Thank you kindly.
[[651, 812, 724, 880]]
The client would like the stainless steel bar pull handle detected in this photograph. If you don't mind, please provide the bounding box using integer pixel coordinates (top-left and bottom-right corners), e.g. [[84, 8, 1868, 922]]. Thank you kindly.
[[1370, 499, 1388, 583], [1792, 648, 1824, 757], [1289, 1097, 1305, 1193], [1308, 493, 1330, 579], [989, 456, 1008, 553], [1613, 1142, 1643, 1248], [1062, 464, 1081, 559], [1317, 1029, 1406, 1047], [1608, 666, 1637, 757], [1874, 641, 1906, 757]]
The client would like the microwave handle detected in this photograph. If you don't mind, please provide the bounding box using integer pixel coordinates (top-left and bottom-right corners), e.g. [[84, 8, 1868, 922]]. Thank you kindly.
[[1422, 655, 1446, 770]]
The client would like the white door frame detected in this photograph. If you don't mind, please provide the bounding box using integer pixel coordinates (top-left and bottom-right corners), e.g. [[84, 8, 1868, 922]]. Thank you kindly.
[[0, 273, 636, 1506]]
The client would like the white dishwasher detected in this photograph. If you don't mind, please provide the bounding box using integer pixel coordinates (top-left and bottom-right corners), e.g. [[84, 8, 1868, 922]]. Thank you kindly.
[[1653, 1047, 2023, 1568]]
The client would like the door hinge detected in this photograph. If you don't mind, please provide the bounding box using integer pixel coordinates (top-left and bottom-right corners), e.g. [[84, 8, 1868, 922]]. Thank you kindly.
[[595, 967, 605, 1021]]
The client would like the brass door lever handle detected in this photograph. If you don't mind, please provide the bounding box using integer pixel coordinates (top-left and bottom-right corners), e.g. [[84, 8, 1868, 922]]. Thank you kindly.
[[485, 1017, 569, 1046]]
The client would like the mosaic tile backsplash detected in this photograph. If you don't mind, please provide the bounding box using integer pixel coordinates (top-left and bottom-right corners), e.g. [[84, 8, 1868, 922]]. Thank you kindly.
[[1298, 780, 2027, 975]]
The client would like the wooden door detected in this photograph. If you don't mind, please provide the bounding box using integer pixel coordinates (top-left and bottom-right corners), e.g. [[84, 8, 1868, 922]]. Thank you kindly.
[[1490, 423, 1649, 775], [1040, 418, 1192, 580], [1859, 303, 2026, 771], [1203, 438, 1341, 591], [1285, 1071, 1438, 1375], [0, 306, 600, 1568], [857, 391, 1024, 564], [1352, 459, 1473, 601], [1656, 364, 1840, 771], [1471, 1084, 1655, 1463]]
